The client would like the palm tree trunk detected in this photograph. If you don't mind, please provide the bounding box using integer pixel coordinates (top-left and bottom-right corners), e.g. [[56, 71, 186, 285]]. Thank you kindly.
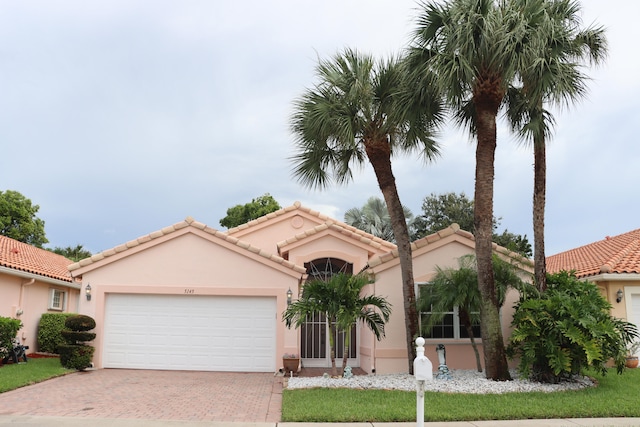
[[342, 326, 351, 371], [328, 321, 338, 377], [459, 310, 482, 372], [533, 132, 547, 292], [365, 137, 418, 374], [474, 102, 511, 381]]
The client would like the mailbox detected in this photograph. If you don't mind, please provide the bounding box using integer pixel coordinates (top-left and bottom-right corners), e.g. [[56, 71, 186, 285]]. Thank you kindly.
[[413, 337, 433, 381]]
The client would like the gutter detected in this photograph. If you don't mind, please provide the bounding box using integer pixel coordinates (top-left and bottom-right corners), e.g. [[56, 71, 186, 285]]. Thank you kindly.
[[0, 265, 80, 289]]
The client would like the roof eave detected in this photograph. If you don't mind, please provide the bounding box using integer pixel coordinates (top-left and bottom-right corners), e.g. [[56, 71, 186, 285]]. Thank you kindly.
[[0, 265, 79, 289]]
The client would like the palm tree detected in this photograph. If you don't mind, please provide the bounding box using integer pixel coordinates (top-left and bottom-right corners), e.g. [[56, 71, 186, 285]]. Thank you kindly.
[[282, 273, 391, 377], [344, 196, 415, 243], [290, 48, 443, 372], [506, 0, 607, 292], [419, 254, 528, 372], [409, 0, 551, 380]]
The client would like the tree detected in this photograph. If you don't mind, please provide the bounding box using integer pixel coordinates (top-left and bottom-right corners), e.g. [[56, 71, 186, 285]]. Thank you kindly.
[[414, 192, 531, 257], [290, 48, 443, 372], [344, 196, 415, 243], [219, 193, 281, 229], [506, 0, 606, 292], [409, 0, 556, 380], [418, 254, 528, 372], [0, 190, 48, 248], [49, 245, 92, 262], [282, 273, 391, 376]]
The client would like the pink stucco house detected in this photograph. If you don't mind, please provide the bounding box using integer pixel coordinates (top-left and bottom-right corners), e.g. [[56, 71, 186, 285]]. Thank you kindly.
[[0, 236, 79, 351], [62, 201, 531, 374]]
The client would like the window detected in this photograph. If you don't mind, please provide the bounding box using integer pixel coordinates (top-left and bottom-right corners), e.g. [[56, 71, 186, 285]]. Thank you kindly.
[[49, 289, 66, 311], [418, 283, 481, 340]]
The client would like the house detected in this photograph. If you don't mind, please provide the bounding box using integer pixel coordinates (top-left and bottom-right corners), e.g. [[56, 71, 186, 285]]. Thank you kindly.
[[547, 228, 640, 332], [0, 235, 80, 351], [68, 201, 532, 374]]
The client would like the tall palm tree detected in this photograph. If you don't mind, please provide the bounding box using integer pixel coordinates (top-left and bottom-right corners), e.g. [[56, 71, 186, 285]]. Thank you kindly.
[[506, 0, 607, 292], [290, 48, 443, 372], [344, 196, 415, 243], [409, 0, 550, 380], [418, 254, 528, 372], [282, 273, 391, 377]]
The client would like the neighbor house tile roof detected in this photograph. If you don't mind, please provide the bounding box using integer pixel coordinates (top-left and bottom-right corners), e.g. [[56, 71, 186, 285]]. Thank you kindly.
[[0, 235, 73, 282], [547, 229, 640, 278], [68, 216, 307, 275]]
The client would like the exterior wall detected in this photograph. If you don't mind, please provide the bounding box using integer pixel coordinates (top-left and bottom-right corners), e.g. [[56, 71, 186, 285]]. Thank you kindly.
[[76, 231, 301, 369], [0, 271, 79, 352]]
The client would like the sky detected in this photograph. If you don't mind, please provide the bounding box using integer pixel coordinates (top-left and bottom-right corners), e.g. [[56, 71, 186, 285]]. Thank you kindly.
[[1, 0, 638, 257]]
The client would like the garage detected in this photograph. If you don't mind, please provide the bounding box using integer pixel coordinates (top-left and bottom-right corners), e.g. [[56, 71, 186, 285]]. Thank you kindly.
[[103, 294, 276, 372]]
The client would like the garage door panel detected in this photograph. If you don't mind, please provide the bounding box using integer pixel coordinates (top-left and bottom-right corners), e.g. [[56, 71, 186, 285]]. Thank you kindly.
[[104, 294, 276, 372]]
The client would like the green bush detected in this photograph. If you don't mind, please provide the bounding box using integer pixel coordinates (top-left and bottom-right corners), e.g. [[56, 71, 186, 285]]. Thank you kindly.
[[60, 315, 96, 371], [58, 344, 95, 370], [0, 316, 22, 360], [507, 271, 639, 382], [64, 315, 96, 332], [37, 313, 76, 354], [60, 331, 96, 343]]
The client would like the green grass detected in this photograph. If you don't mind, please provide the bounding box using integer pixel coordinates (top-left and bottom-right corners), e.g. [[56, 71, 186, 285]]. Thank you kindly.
[[282, 369, 640, 422], [0, 357, 72, 393]]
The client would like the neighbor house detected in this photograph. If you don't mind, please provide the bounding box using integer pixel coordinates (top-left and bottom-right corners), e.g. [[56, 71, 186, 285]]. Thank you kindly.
[[547, 228, 640, 332], [0, 235, 80, 351], [67, 201, 532, 374]]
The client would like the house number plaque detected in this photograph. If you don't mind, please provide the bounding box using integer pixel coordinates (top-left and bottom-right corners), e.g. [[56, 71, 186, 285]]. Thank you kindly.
[[184, 288, 195, 294]]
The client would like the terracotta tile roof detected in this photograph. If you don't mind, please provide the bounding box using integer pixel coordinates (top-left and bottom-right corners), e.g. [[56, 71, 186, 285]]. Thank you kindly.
[[0, 235, 73, 282], [547, 229, 640, 278], [68, 217, 307, 275], [368, 223, 532, 269], [229, 201, 397, 251]]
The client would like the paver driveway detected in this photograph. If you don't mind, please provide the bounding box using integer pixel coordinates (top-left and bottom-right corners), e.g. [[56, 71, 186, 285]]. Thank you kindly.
[[0, 369, 282, 422]]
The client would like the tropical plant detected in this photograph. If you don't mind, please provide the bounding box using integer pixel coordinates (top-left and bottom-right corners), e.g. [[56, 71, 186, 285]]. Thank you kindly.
[[49, 244, 92, 262], [408, 0, 557, 380], [290, 48, 443, 372], [505, 0, 607, 292], [282, 273, 391, 376], [418, 254, 529, 372], [0, 316, 22, 361], [344, 196, 415, 243], [507, 271, 639, 383]]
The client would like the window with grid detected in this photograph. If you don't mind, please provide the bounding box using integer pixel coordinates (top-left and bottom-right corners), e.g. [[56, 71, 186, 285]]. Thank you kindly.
[[49, 289, 66, 311], [418, 283, 481, 339]]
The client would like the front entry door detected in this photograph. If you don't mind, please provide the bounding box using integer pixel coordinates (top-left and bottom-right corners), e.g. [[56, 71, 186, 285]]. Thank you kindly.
[[301, 312, 357, 367]]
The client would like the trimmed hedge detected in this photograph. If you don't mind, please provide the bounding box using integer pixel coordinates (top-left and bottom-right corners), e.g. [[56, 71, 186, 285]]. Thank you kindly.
[[37, 313, 76, 354], [59, 314, 96, 371]]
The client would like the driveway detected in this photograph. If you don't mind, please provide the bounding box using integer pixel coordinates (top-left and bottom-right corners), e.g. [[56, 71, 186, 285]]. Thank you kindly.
[[0, 369, 282, 423]]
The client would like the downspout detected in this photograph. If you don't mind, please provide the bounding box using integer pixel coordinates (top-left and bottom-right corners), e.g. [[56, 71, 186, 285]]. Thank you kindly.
[[17, 278, 35, 317]]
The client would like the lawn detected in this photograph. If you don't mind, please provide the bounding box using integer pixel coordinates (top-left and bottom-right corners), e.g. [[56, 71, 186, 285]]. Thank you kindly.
[[0, 357, 72, 393], [282, 368, 640, 422]]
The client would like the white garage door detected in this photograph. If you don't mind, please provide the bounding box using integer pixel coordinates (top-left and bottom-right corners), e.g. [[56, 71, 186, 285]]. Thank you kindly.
[[103, 294, 276, 372]]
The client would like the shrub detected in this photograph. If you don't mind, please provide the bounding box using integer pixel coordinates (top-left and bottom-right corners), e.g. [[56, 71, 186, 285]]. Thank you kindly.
[[507, 271, 639, 383], [0, 316, 22, 360], [37, 313, 76, 354], [59, 315, 96, 371]]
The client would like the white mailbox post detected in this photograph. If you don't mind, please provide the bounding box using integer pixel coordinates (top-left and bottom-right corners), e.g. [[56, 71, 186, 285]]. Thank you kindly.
[[413, 337, 433, 427]]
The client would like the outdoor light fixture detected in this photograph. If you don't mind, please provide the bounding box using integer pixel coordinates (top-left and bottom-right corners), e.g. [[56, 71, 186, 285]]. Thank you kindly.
[[617, 289, 624, 303], [286, 288, 293, 306], [85, 283, 92, 301]]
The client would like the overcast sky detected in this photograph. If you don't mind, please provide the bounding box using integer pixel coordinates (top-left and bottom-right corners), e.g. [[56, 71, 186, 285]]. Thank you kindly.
[[1, 0, 638, 257]]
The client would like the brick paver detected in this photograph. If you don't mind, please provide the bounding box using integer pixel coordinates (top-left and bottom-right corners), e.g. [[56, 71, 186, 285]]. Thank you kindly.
[[0, 369, 283, 422]]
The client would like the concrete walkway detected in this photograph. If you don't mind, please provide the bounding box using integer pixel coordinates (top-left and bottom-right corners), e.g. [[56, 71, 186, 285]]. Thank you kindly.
[[0, 418, 639, 426]]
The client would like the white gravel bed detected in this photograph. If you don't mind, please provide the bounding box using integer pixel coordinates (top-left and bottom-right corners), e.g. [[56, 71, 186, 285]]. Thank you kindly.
[[286, 369, 595, 394]]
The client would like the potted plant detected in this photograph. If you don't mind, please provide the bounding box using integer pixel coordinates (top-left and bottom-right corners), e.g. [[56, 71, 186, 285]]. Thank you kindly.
[[282, 353, 300, 374], [626, 341, 640, 368]]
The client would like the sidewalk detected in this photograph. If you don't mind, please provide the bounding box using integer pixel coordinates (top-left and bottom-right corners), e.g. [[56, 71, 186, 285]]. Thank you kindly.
[[1, 418, 640, 426]]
